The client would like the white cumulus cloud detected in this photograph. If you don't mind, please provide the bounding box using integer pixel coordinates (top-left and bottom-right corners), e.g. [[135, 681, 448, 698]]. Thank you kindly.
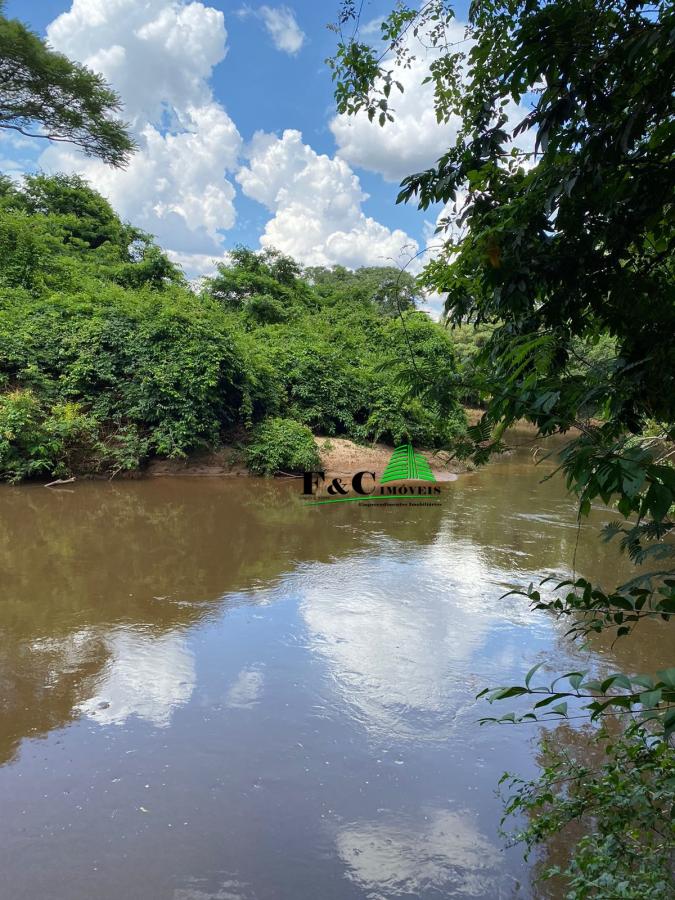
[[77, 628, 195, 728], [47, 0, 228, 126], [337, 810, 500, 897], [34, 1, 424, 277], [259, 5, 305, 55], [330, 19, 531, 184], [237, 129, 418, 268], [225, 667, 264, 709], [40, 0, 242, 270], [330, 20, 469, 184]]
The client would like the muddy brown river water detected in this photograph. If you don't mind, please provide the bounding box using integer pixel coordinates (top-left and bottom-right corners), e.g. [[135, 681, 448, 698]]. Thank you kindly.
[[0, 438, 671, 899]]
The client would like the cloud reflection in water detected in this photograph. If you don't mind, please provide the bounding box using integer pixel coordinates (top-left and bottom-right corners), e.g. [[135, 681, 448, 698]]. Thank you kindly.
[[77, 627, 195, 727], [337, 808, 500, 898], [299, 541, 500, 742]]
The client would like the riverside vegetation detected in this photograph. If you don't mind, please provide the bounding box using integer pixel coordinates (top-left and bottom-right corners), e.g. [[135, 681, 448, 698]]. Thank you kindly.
[[0, 173, 467, 482], [330, 0, 675, 896], [0, 0, 673, 896]]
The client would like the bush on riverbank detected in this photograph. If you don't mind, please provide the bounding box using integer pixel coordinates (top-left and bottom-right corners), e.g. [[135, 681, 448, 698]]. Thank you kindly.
[[245, 417, 320, 475], [0, 175, 466, 481]]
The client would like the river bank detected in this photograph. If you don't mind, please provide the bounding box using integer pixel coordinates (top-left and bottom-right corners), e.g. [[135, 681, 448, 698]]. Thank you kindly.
[[144, 436, 468, 481], [42, 413, 545, 484]]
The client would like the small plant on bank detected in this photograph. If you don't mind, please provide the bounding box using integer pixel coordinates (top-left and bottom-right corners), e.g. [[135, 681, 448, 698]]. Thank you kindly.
[[246, 417, 320, 476]]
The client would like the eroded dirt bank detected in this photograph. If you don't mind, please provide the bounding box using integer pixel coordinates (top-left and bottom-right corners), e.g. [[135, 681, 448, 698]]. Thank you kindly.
[[145, 437, 467, 480]]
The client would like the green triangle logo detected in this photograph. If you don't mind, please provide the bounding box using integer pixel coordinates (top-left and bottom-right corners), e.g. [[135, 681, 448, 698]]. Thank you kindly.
[[380, 444, 436, 484]]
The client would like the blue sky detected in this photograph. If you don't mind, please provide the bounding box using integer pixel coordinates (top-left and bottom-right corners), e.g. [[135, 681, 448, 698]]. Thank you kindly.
[[3, 1, 483, 284]]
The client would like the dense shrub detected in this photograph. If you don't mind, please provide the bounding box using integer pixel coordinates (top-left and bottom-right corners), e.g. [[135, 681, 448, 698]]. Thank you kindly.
[[0, 285, 248, 475], [264, 331, 369, 436], [361, 385, 466, 447], [0, 175, 468, 481], [247, 306, 466, 447], [245, 417, 320, 475], [0, 390, 102, 481]]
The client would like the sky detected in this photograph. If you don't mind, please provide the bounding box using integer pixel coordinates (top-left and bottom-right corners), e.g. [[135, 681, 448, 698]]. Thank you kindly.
[[2, 0, 486, 298]]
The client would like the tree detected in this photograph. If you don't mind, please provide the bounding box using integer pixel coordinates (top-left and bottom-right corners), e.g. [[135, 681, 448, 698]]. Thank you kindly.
[[0, 174, 182, 292], [0, 1, 135, 167], [306, 264, 420, 315], [203, 246, 313, 318], [330, 1, 675, 894], [19, 172, 130, 250]]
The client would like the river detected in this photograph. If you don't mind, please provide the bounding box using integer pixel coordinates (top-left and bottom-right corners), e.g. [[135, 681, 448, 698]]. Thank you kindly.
[[0, 437, 670, 899]]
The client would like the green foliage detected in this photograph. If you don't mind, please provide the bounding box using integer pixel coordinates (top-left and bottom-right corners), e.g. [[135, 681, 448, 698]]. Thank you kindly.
[[330, 0, 675, 455], [20, 173, 129, 249], [478, 636, 675, 897], [445, 322, 495, 406], [0, 388, 56, 481], [0, 285, 246, 474], [330, 0, 675, 893], [507, 575, 675, 642], [501, 727, 675, 899], [479, 665, 675, 741], [0, 4, 135, 166], [259, 310, 465, 445], [0, 174, 183, 294], [204, 246, 312, 312], [245, 417, 320, 476], [306, 264, 420, 315], [0, 297, 243, 476], [0, 389, 104, 482], [0, 175, 465, 480], [370, 312, 467, 445], [0, 175, 249, 477], [203, 254, 466, 448], [265, 332, 368, 435]]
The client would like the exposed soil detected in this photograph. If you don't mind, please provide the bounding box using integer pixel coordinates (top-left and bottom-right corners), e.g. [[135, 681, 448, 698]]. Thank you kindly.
[[144, 437, 465, 480], [316, 437, 464, 482], [145, 447, 249, 478]]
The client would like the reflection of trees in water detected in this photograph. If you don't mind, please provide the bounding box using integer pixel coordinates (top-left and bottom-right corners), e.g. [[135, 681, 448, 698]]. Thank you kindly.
[[0, 478, 446, 633], [513, 721, 622, 900], [0, 628, 108, 767], [0, 478, 445, 764], [585, 613, 672, 677], [447, 459, 632, 593], [0, 627, 197, 766], [0, 448, 666, 766]]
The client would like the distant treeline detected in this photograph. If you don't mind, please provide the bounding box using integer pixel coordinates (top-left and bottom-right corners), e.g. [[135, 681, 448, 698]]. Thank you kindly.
[[0, 174, 468, 481]]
